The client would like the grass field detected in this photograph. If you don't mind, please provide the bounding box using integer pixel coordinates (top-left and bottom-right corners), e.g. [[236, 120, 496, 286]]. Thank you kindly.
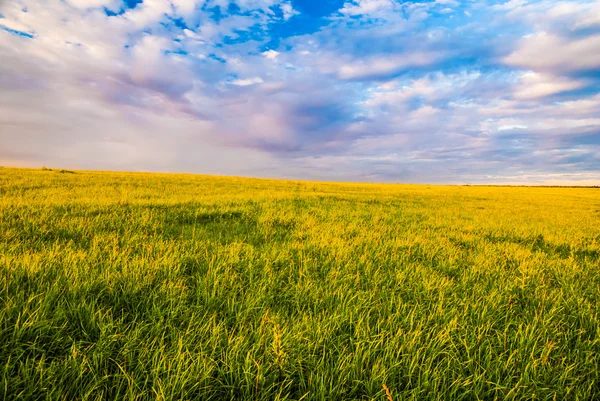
[[1, 167, 599, 400]]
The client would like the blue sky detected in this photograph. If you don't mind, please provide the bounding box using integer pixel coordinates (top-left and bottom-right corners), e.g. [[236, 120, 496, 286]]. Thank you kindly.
[[1, 0, 599, 184]]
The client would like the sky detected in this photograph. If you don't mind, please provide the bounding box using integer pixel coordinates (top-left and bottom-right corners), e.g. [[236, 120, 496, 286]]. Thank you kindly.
[[1, 0, 599, 184]]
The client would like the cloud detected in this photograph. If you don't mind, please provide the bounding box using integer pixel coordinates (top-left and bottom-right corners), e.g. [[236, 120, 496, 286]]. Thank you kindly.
[[67, 0, 116, 9], [498, 0, 600, 31], [504, 32, 600, 74], [0, 0, 599, 184], [513, 71, 584, 99], [338, 52, 445, 80], [339, 0, 394, 17], [123, 0, 173, 28], [435, 0, 459, 5], [279, 1, 298, 21], [262, 49, 279, 59], [172, 0, 198, 16], [364, 71, 482, 107], [230, 77, 263, 86]]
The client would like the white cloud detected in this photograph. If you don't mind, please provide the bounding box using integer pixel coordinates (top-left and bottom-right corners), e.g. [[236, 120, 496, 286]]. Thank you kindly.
[[497, 124, 528, 131], [364, 71, 481, 107], [504, 32, 600, 73], [123, 0, 172, 28], [497, 0, 600, 38], [0, 0, 599, 183], [0, 18, 34, 35], [575, 11, 600, 29], [338, 52, 444, 79], [493, 0, 532, 12], [435, 0, 459, 5], [230, 77, 263, 86], [513, 71, 584, 99], [262, 49, 279, 60], [66, 0, 116, 9], [280, 1, 299, 20], [172, 0, 198, 16], [339, 0, 394, 17]]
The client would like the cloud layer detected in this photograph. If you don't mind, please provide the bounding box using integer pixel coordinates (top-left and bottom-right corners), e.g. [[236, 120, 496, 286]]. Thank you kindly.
[[1, 0, 599, 184]]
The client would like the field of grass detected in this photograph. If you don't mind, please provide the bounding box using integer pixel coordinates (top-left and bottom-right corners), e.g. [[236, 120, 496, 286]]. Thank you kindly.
[[1, 167, 599, 400]]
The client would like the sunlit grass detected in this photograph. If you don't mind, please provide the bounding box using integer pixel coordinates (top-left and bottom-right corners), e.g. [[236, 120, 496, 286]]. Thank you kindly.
[[1, 167, 599, 400]]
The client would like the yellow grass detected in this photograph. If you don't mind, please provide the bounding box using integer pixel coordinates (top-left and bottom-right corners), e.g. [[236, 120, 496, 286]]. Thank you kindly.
[[0, 167, 599, 400]]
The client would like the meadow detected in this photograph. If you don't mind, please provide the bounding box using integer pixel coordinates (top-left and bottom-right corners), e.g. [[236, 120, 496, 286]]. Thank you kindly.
[[0, 167, 599, 400]]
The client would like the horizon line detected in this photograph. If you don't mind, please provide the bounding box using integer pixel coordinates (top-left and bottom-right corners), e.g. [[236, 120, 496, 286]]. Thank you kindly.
[[2, 165, 599, 188]]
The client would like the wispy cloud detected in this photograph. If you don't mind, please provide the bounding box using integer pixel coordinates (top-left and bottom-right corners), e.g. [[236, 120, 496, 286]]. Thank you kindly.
[[0, 0, 599, 184]]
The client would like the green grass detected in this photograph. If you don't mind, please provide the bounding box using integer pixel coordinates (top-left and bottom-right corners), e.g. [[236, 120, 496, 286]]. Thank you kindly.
[[1, 167, 599, 400]]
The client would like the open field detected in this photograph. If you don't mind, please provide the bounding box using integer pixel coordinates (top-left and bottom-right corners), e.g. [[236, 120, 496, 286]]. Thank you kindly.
[[0, 167, 599, 400]]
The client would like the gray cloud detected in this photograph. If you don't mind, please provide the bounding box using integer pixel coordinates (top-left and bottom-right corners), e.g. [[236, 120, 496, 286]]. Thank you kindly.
[[0, 0, 599, 184]]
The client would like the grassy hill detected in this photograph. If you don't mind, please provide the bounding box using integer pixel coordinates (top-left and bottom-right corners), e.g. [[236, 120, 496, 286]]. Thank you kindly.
[[1, 167, 599, 400]]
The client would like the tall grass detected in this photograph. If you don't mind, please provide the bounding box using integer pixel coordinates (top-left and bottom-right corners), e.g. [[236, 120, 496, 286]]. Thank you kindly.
[[1, 167, 599, 400]]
